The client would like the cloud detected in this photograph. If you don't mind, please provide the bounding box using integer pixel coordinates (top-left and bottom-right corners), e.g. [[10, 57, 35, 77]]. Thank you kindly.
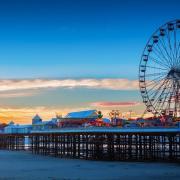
[[0, 104, 148, 124], [0, 78, 138, 92], [0, 106, 59, 124], [90, 101, 141, 107], [0, 92, 36, 98], [0, 106, 97, 124]]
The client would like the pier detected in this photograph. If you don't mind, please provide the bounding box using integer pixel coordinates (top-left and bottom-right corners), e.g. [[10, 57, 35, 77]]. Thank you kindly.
[[0, 128, 180, 162]]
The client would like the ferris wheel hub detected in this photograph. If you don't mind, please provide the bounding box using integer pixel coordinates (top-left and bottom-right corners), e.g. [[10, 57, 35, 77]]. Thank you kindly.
[[167, 68, 180, 80]]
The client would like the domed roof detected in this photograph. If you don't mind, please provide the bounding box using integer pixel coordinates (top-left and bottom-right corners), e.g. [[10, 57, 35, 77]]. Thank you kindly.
[[32, 114, 42, 120], [32, 114, 42, 124], [8, 121, 15, 125]]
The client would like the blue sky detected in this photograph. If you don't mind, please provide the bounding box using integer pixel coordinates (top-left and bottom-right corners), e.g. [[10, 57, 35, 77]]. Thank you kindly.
[[0, 0, 179, 122], [0, 0, 179, 79]]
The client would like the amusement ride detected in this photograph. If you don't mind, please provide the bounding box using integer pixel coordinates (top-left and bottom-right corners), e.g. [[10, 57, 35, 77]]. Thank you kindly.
[[139, 19, 180, 118]]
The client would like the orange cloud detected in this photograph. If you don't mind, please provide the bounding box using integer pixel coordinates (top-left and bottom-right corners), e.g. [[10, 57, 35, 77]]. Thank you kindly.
[[91, 101, 141, 107], [0, 106, 97, 124], [0, 104, 148, 124], [0, 106, 56, 124]]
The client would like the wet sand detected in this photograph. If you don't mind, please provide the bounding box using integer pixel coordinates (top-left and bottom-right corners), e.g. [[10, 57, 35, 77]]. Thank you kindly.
[[0, 150, 179, 180]]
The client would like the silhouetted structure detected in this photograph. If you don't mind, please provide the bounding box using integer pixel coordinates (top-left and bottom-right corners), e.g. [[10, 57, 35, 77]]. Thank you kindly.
[[0, 129, 180, 162]]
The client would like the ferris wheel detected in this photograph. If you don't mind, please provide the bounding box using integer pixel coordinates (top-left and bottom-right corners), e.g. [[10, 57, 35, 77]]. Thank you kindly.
[[139, 19, 180, 117]]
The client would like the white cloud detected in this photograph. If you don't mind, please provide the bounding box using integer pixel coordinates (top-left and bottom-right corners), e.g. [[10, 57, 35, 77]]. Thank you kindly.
[[0, 92, 36, 98], [0, 78, 138, 92]]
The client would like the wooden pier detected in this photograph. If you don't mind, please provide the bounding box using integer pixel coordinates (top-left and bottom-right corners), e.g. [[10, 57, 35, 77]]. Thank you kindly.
[[0, 129, 180, 162], [0, 134, 25, 150]]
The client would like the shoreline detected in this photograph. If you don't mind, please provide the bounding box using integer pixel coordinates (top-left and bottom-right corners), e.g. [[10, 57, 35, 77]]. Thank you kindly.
[[0, 150, 180, 180]]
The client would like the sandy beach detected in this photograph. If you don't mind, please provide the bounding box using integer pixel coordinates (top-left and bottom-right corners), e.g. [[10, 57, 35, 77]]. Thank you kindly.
[[0, 150, 179, 180]]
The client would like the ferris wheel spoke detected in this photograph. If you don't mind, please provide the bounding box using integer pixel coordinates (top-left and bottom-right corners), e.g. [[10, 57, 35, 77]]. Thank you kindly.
[[155, 43, 173, 68], [147, 82, 164, 96], [177, 54, 180, 66], [174, 84, 179, 116], [150, 48, 171, 68], [160, 85, 173, 110], [146, 75, 166, 88], [177, 42, 180, 58], [145, 74, 166, 87], [177, 43, 180, 65], [173, 27, 178, 59], [147, 79, 167, 97], [145, 65, 168, 71], [152, 80, 171, 112], [173, 28, 180, 68], [165, 76, 180, 113], [148, 55, 170, 69], [159, 37, 174, 66], [155, 86, 173, 111], [167, 29, 176, 64], [148, 77, 168, 102], [145, 72, 167, 77], [168, 93, 174, 110], [146, 80, 164, 89], [166, 80, 177, 112], [148, 86, 166, 99], [165, 95, 172, 113]]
